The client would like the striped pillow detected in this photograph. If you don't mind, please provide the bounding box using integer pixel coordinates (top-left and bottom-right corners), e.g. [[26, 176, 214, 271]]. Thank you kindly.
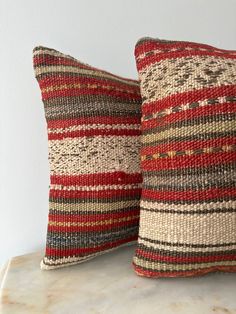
[[133, 37, 236, 278], [33, 46, 142, 269]]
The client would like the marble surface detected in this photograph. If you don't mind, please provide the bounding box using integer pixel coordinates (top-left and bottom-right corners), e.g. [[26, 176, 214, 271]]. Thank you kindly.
[[0, 246, 236, 314]]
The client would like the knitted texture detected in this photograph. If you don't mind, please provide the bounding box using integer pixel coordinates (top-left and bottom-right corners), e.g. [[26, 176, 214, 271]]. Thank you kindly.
[[33, 46, 142, 269], [133, 37, 236, 278]]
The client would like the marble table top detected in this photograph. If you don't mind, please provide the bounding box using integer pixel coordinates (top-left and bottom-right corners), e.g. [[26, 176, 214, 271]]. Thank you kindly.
[[0, 245, 236, 314]]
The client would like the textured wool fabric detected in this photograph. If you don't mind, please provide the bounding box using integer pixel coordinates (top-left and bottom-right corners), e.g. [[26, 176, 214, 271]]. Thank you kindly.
[[33, 46, 142, 269], [133, 37, 236, 278]]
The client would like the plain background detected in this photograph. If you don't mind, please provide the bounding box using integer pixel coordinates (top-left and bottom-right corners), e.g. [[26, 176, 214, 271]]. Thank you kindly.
[[1, 0, 236, 268]]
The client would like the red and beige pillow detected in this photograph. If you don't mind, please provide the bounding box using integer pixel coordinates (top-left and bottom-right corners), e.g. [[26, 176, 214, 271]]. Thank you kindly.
[[33, 46, 142, 269], [33, 40, 236, 277], [133, 37, 236, 278]]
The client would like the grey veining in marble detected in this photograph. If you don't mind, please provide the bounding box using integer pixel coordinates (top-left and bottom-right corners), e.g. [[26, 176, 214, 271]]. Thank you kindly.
[[0, 245, 236, 314]]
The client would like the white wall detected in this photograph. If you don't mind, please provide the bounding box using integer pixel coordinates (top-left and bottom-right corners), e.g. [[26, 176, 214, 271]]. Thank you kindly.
[[1, 0, 236, 267]]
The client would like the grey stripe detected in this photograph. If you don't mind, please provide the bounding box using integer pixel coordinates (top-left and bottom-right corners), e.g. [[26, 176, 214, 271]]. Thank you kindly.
[[47, 226, 138, 248], [43, 94, 140, 107], [44, 98, 141, 120], [49, 206, 139, 216], [143, 168, 236, 189]]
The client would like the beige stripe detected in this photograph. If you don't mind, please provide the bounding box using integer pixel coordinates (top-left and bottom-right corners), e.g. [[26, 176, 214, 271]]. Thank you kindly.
[[51, 183, 142, 191], [34, 65, 139, 87], [48, 124, 140, 134], [139, 211, 236, 245], [138, 238, 236, 253], [141, 200, 236, 212], [48, 136, 141, 175], [133, 256, 236, 271], [49, 199, 140, 212], [139, 55, 236, 103], [49, 215, 139, 227], [142, 120, 235, 144]]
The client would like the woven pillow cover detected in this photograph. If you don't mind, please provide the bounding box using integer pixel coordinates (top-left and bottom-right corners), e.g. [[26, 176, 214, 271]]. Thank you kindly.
[[33, 46, 142, 269], [133, 37, 236, 278]]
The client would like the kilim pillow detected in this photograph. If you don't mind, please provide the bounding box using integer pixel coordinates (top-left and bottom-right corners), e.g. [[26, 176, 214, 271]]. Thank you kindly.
[[33, 46, 142, 269], [133, 37, 236, 278]]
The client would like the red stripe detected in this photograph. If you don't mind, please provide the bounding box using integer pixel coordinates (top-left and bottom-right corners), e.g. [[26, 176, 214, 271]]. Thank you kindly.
[[42, 87, 140, 101], [142, 152, 236, 171], [51, 172, 142, 186], [49, 188, 141, 199], [46, 235, 138, 257], [137, 51, 236, 71], [47, 116, 141, 129], [142, 102, 236, 131], [141, 137, 236, 155], [47, 218, 139, 232], [133, 263, 236, 278], [49, 209, 140, 223], [38, 75, 140, 93], [135, 40, 236, 58], [142, 85, 236, 115], [48, 128, 141, 140], [136, 249, 236, 263], [142, 186, 236, 201]]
